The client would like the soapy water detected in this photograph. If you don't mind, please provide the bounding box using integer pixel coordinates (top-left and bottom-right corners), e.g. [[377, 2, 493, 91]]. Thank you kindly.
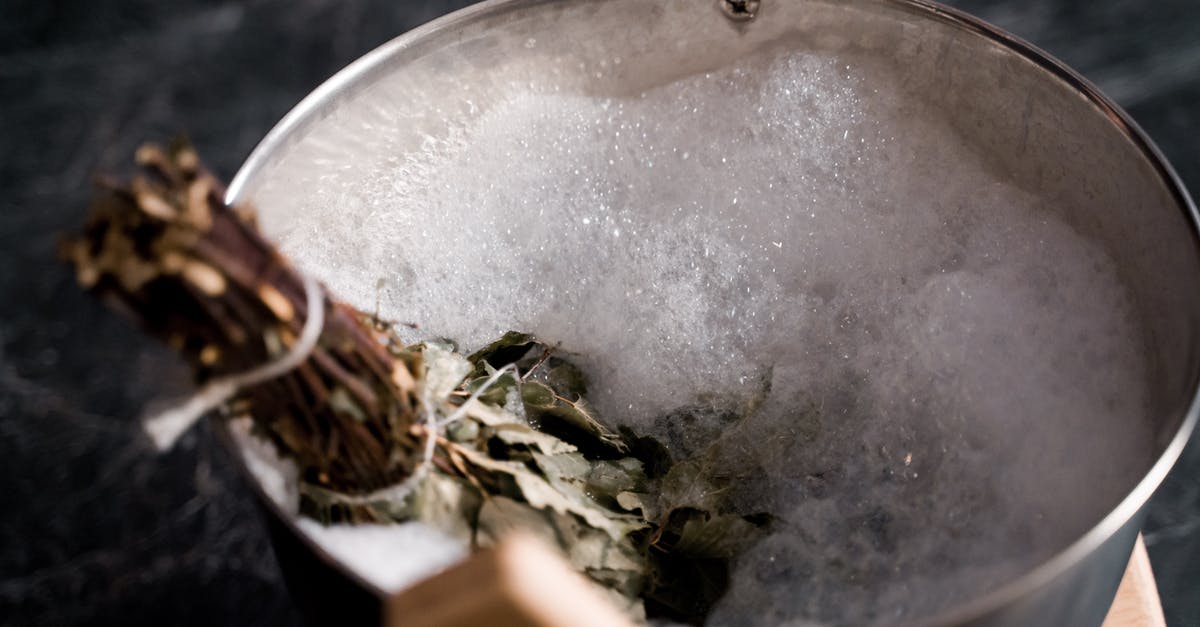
[[249, 48, 1153, 624]]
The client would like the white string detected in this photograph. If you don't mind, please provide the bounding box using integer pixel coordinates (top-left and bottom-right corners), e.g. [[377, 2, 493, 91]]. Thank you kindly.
[[144, 273, 325, 450], [358, 362, 519, 505], [420, 386, 439, 464], [307, 467, 428, 507], [438, 363, 518, 428]]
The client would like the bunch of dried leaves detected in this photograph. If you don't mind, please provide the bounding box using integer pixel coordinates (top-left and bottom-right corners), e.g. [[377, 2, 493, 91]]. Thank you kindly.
[[63, 143, 774, 624]]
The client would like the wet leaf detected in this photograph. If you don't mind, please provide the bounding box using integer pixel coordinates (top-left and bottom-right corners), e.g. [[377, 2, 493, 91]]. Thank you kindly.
[[521, 380, 557, 407], [671, 510, 767, 559], [543, 360, 588, 397], [466, 331, 536, 372], [588, 458, 647, 493], [659, 459, 729, 514], [522, 385, 629, 459], [619, 426, 675, 479]]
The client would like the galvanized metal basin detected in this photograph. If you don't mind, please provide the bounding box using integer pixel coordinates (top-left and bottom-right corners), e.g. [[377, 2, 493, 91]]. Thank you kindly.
[[223, 1, 1200, 625]]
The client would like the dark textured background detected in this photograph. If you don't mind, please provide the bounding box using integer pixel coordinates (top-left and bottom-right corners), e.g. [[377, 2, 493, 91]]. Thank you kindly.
[[1, 1, 1196, 625]]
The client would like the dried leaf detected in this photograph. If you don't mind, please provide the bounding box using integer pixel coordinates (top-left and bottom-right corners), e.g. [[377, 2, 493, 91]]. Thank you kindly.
[[671, 511, 766, 559], [466, 331, 536, 372], [587, 458, 648, 497], [489, 422, 577, 456], [522, 382, 628, 458], [614, 491, 657, 518], [475, 496, 649, 624], [659, 459, 729, 514], [475, 495, 559, 549], [457, 398, 517, 426], [510, 469, 639, 541], [530, 451, 592, 485], [451, 440, 533, 478], [422, 342, 473, 402], [520, 380, 557, 406], [542, 360, 588, 397], [404, 473, 483, 542]]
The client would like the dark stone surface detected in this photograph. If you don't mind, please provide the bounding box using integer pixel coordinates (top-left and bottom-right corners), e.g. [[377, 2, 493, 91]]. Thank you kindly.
[[0, 1, 1195, 625]]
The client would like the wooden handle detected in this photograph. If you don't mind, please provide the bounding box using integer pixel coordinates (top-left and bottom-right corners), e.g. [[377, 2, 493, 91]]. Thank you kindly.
[[1103, 533, 1166, 627], [383, 534, 637, 627]]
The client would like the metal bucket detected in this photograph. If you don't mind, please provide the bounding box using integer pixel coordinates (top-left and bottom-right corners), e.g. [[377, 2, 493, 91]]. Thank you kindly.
[[221, 1, 1200, 625]]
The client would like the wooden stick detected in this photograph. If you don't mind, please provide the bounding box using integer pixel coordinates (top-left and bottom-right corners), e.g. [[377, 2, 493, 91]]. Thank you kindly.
[[1102, 534, 1166, 627], [384, 534, 636, 627]]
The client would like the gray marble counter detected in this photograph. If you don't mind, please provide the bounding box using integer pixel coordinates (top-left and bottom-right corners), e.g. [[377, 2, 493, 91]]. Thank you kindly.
[[1, 1, 1196, 625]]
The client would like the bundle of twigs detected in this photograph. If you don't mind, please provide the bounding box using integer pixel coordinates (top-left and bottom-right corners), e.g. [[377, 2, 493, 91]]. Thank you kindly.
[[61, 141, 423, 494]]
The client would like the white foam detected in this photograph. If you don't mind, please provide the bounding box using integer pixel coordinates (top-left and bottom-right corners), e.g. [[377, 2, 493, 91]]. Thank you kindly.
[[228, 416, 300, 513], [251, 46, 1153, 624], [295, 518, 468, 593], [230, 416, 470, 597]]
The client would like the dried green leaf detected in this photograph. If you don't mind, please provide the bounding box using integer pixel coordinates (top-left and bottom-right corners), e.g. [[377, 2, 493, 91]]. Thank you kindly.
[[551, 509, 645, 575], [521, 380, 557, 407], [531, 450, 593, 484], [587, 458, 648, 498], [619, 426, 676, 479], [466, 331, 536, 372], [475, 495, 559, 549], [510, 469, 639, 541], [671, 511, 766, 559], [452, 440, 534, 478], [475, 496, 649, 624], [463, 368, 520, 405], [422, 342, 473, 402], [522, 385, 629, 459], [543, 361, 588, 397], [489, 422, 577, 456], [404, 473, 482, 541], [659, 459, 729, 514]]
